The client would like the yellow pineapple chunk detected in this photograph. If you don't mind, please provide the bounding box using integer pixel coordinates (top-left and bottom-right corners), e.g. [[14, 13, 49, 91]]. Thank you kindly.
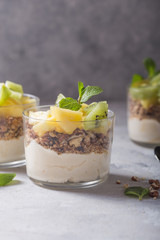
[[140, 98, 157, 109], [0, 97, 23, 117], [33, 116, 64, 136], [4, 98, 21, 105], [29, 111, 48, 125], [0, 106, 23, 117], [50, 106, 83, 134], [22, 96, 37, 111], [22, 96, 36, 105], [31, 111, 62, 136], [0, 96, 36, 117], [79, 103, 88, 115], [33, 119, 57, 136]]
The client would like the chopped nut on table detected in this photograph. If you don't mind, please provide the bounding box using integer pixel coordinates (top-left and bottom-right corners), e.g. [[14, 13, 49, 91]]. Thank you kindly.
[[149, 190, 159, 198], [116, 180, 121, 184], [148, 179, 160, 191], [123, 184, 129, 189], [151, 183, 160, 190], [149, 179, 160, 185], [131, 176, 138, 182], [141, 177, 146, 181]]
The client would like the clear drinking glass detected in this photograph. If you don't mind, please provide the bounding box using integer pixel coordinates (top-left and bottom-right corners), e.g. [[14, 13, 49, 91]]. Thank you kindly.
[[23, 105, 115, 189], [0, 94, 39, 168], [128, 87, 160, 147]]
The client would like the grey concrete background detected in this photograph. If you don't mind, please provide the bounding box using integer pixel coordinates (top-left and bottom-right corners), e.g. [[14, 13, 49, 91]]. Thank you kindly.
[[0, 0, 160, 104]]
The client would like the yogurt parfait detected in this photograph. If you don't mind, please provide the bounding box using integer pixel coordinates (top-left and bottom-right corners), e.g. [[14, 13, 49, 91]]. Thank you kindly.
[[0, 81, 39, 168], [128, 58, 160, 146], [23, 82, 114, 189]]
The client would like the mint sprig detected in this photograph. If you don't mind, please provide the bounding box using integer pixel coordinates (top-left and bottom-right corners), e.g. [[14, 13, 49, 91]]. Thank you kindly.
[[58, 82, 103, 111], [0, 173, 16, 186], [124, 186, 149, 200], [131, 58, 160, 87], [59, 97, 81, 111]]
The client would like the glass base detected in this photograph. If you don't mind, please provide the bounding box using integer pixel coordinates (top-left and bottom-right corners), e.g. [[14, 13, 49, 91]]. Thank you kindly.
[[29, 175, 108, 190], [131, 139, 159, 148], [0, 159, 26, 169]]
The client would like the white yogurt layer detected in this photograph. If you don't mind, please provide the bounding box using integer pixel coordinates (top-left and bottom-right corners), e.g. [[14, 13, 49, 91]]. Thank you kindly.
[[128, 118, 160, 144], [0, 136, 24, 163], [25, 140, 110, 183]]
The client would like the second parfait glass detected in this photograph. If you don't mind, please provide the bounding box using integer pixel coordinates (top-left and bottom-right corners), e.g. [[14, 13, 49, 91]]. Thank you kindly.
[[128, 86, 160, 147], [0, 94, 39, 168]]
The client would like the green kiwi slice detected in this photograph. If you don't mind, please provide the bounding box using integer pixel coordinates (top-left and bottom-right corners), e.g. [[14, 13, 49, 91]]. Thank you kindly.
[[0, 84, 10, 105], [55, 93, 65, 106], [5, 81, 23, 93], [129, 85, 159, 101], [150, 73, 160, 86], [83, 102, 97, 115], [9, 90, 23, 101], [83, 101, 108, 130]]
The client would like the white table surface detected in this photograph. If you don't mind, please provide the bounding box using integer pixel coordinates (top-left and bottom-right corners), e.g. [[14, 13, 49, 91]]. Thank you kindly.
[[0, 102, 160, 240]]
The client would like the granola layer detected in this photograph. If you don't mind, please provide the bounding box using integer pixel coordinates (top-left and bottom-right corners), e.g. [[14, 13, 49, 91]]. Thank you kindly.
[[26, 126, 110, 155], [129, 97, 160, 122], [0, 116, 23, 140]]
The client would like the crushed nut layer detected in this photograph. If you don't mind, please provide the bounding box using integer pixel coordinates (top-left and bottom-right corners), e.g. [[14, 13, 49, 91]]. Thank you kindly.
[[129, 97, 160, 122], [26, 125, 111, 155], [0, 117, 23, 140]]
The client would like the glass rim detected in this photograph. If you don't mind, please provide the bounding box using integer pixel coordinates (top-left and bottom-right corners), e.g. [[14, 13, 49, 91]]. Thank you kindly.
[[23, 104, 115, 122], [0, 93, 40, 108]]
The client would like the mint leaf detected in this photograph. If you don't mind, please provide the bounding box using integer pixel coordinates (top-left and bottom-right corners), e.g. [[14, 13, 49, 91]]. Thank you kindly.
[[0, 173, 16, 186], [80, 86, 103, 103], [131, 74, 143, 87], [78, 81, 85, 99], [59, 97, 81, 111], [144, 58, 156, 78], [124, 186, 149, 200], [132, 74, 143, 83]]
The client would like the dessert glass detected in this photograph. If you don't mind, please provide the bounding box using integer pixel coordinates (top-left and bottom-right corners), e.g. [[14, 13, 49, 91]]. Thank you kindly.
[[0, 94, 39, 168], [128, 87, 160, 147], [23, 105, 115, 189]]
